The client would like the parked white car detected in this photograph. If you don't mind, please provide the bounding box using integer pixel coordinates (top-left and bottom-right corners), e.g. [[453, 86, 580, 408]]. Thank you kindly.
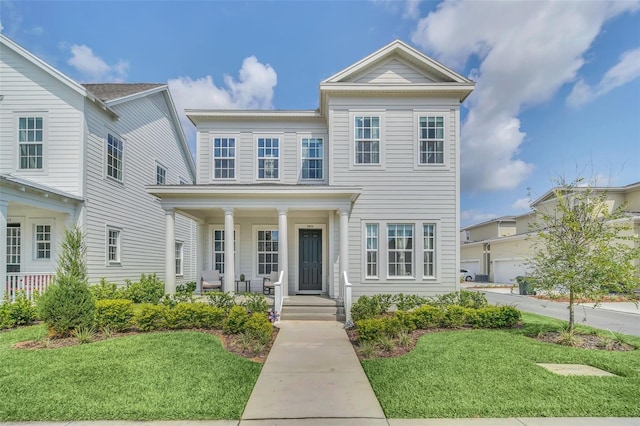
[[460, 269, 474, 281]]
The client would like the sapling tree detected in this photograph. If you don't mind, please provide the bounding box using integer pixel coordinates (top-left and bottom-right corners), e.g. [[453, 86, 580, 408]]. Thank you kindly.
[[528, 178, 640, 333]]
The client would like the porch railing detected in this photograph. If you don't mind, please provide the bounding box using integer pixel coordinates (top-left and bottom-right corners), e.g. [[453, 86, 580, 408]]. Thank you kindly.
[[273, 270, 285, 321], [4, 273, 55, 302], [343, 271, 353, 326]]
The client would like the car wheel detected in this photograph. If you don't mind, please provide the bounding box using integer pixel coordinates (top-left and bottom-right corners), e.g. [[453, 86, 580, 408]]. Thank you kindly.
[[465, 276, 472, 281]]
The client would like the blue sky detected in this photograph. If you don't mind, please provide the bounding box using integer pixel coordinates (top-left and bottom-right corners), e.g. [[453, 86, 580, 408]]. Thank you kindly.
[[2, 0, 639, 226]]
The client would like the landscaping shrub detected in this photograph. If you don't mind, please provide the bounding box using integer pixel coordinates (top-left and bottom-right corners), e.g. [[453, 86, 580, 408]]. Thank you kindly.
[[38, 275, 96, 337], [90, 278, 124, 300], [9, 292, 38, 325], [356, 316, 403, 342], [432, 290, 488, 309], [393, 310, 417, 332], [0, 303, 14, 329], [123, 274, 165, 304], [351, 294, 393, 322], [394, 293, 428, 311], [412, 305, 445, 329], [469, 306, 521, 328], [198, 305, 226, 329], [134, 303, 169, 331], [208, 292, 236, 312], [223, 305, 249, 334], [244, 312, 273, 344], [442, 305, 470, 328], [175, 281, 197, 303], [241, 293, 269, 314], [95, 299, 134, 332]]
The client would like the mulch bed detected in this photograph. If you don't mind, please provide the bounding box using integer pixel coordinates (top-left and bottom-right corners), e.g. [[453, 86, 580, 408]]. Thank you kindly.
[[533, 294, 638, 303], [535, 331, 635, 351]]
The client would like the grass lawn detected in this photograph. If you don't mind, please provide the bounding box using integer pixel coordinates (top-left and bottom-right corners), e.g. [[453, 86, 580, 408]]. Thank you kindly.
[[0, 324, 262, 421], [362, 312, 640, 418]]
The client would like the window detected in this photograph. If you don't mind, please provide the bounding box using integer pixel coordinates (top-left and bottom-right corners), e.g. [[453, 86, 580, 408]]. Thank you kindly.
[[35, 224, 51, 259], [365, 224, 378, 278], [423, 224, 435, 277], [418, 116, 444, 164], [257, 138, 279, 179], [213, 137, 235, 179], [106, 134, 123, 181], [107, 228, 121, 264], [301, 138, 323, 180], [18, 116, 44, 169], [7, 224, 21, 272], [257, 230, 278, 275], [354, 116, 380, 164], [175, 242, 183, 276], [156, 163, 166, 184], [212, 229, 236, 274], [388, 224, 413, 277]]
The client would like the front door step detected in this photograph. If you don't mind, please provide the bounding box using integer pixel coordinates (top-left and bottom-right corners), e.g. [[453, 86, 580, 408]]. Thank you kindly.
[[281, 296, 343, 321]]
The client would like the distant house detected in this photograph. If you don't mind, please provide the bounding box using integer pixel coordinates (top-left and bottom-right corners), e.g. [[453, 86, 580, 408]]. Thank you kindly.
[[149, 40, 475, 302], [0, 35, 197, 300], [460, 182, 640, 284]]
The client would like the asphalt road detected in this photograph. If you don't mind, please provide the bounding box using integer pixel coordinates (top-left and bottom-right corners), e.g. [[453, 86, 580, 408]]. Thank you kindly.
[[476, 290, 640, 336]]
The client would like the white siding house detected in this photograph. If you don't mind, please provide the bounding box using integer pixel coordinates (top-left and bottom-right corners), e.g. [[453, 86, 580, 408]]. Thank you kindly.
[[149, 40, 474, 305], [0, 35, 197, 300]]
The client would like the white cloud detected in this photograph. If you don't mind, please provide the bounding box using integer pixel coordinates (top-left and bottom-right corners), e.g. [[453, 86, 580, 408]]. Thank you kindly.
[[403, 0, 423, 20], [410, 0, 639, 192], [511, 197, 532, 211], [0, 20, 4, 33], [461, 209, 498, 227], [567, 48, 640, 107], [168, 56, 277, 146], [67, 44, 128, 82]]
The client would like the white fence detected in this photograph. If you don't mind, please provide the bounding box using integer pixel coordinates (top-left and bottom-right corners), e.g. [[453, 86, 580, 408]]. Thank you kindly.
[[4, 273, 55, 302]]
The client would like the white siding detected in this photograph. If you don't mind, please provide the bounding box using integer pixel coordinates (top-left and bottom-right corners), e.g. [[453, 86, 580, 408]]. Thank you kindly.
[[352, 59, 435, 84], [0, 44, 84, 196]]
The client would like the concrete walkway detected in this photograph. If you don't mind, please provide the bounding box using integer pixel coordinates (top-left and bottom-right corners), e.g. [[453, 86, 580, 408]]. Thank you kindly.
[[240, 320, 387, 425]]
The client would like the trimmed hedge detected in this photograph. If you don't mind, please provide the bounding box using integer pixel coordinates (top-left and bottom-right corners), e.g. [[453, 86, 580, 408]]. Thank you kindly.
[[134, 304, 169, 331], [95, 299, 134, 331], [223, 305, 249, 334], [244, 313, 273, 344], [166, 303, 225, 329]]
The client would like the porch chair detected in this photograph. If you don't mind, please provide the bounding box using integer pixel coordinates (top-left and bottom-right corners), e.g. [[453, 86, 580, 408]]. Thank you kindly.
[[263, 270, 279, 295], [201, 270, 222, 293]]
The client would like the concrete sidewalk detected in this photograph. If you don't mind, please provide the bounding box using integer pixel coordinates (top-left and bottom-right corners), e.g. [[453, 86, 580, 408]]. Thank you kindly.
[[240, 320, 386, 425]]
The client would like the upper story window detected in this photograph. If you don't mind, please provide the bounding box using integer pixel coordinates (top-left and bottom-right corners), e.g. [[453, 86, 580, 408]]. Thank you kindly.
[[354, 116, 380, 164], [18, 116, 44, 170], [301, 138, 323, 180], [156, 163, 167, 184], [418, 116, 444, 164], [213, 137, 236, 179], [106, 134, 124, 182], [257, 137, 279, 179]]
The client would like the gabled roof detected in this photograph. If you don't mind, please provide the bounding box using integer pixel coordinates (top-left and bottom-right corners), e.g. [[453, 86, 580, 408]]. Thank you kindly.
[[83, 83, 165, 102], [531, 181, 640, 207], [322, 40, 473, 85], [0, 34, 117, 118], [461, 216, 516, 232]]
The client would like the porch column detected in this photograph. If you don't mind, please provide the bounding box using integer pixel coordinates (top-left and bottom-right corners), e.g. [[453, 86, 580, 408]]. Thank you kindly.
[[195, 222, 206, 292], [164, 209, 176, 294], [339, 208, 349, 297], [278, 208, 289, 298], [0, 200, 7, 301], [223, 208, 235, 293]]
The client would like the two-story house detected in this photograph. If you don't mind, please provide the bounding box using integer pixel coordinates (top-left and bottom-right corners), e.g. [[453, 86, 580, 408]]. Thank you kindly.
[[149, 40, 475, 303], [0, 35, 197, 300]]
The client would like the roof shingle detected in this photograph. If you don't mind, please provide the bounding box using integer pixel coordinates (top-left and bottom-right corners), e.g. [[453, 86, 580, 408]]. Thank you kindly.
[[83, 83, 165, 101]]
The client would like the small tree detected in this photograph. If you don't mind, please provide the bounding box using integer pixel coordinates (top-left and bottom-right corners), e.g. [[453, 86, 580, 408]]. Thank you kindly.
[[528, 178, 640, 333], [56, 226, 88, 282]]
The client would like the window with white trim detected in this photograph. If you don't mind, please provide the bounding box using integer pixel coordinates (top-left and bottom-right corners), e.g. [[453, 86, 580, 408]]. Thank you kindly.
[[7, 224, 21, 272], [212, 229, 236, 274], [257, 229, 278, 275], [257, 138, 279, 179], [107, 227, 121, 264], [418, 116, 444, 164], [213, 137, 236, 179], [301, 138, 323, 180], [423, 224, 436, 277], [35, 224, 51, 259], [156, 163, 166, 184], [387, 224, 413, 277], [354, 116, 380, 164], [106, 134, 123, 181], [175, 242, 183, 276], [18, 116, 44, 170], [365, 223, 378, 278]]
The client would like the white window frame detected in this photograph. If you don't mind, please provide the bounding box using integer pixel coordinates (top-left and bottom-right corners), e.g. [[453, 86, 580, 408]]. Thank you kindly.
[[210, 226, 239, 275], [34, 223, 53, 260], [364, 223, 379, 279], [16, 113, 47, 172], [175, 241, 184, 276], [6, 220, 23, 272], [387, 223, 415, 279], [253, 226, 279, 277], [423, 223, 436, 278], [106, 133, 124, 183], [256, 136, 281, 180], [106, 226, 122, 265], [414, 111, 449, 169], [156, 162, 167, 185], [300, 136, 325, 181], [349, 111, 385, 170], [212, 136, 236, 180]]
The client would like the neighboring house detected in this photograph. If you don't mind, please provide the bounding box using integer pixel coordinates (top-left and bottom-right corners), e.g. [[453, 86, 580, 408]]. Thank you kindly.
[[0, 35, 197, 301], [460, 182, 640, 284], [149, 40, 475, 302]]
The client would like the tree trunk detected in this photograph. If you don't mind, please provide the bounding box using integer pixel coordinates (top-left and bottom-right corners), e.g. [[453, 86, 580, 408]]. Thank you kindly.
[[568, 289, 575, 334]]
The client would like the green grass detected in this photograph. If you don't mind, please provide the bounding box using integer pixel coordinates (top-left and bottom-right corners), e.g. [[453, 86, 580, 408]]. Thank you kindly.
[[362, 312, 640, 418], [0, 325, 262, 421]]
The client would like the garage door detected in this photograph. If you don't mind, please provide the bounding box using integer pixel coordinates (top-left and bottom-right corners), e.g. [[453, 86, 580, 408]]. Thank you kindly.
[[460, 260, 480, 277], [493, 259, 528, 284]]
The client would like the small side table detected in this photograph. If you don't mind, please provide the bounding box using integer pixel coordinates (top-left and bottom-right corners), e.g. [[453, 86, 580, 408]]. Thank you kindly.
[[235, 279, 250, 293]]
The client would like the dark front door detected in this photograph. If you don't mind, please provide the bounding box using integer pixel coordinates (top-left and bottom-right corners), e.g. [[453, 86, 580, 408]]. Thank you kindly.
[[299, 229, 322, 292]]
